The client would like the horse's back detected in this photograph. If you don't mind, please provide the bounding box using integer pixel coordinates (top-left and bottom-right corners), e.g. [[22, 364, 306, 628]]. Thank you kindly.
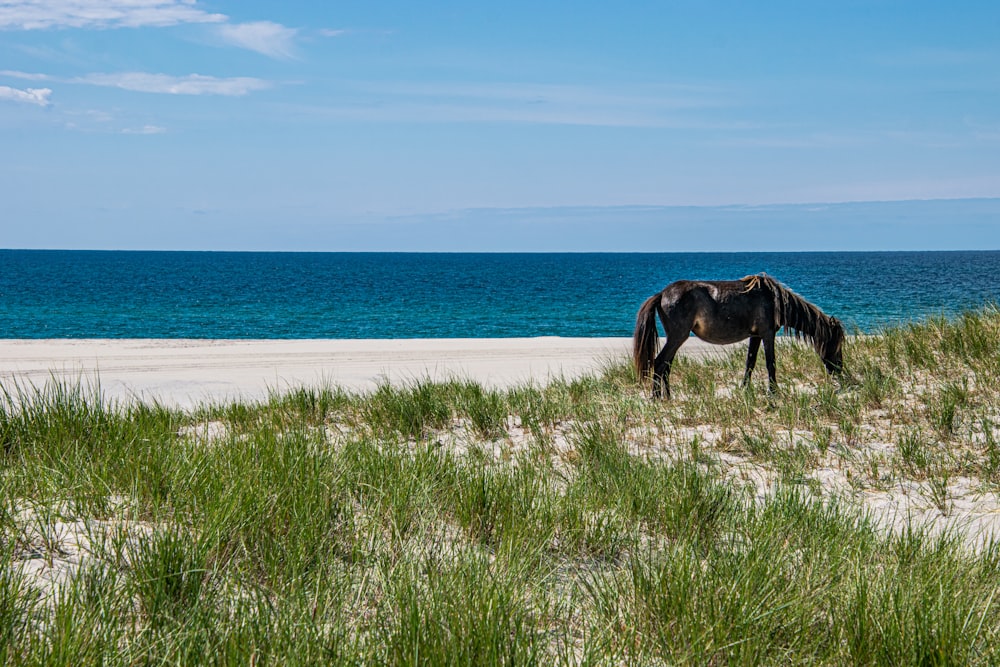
[[661, 279, 750, 310], [660, 278, 776, 343]]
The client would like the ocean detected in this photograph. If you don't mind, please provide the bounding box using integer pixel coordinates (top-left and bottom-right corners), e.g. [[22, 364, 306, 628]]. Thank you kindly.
[[1, 250, 999, 339]]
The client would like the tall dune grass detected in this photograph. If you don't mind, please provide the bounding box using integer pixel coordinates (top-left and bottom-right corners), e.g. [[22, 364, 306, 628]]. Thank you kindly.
[[2, 307, 1000, 664]]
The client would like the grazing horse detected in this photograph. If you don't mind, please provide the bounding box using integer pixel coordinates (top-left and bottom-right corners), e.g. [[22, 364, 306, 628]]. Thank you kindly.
[[633, 274, 844, 398]]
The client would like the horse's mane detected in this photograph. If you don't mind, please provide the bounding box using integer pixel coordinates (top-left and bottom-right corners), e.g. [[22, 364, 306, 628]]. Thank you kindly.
[[740, 274, 842, 355]]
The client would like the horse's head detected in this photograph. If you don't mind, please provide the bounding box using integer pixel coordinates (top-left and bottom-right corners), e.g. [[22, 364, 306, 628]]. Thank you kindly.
[[821, 318, 845, 374]]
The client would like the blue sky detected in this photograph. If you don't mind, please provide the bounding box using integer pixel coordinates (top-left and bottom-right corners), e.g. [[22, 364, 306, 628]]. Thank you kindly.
[[1, 0, 999, 251]]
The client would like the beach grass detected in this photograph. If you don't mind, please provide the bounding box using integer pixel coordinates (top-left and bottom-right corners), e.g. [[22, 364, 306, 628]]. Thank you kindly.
[[3, 308, 1000, 664]]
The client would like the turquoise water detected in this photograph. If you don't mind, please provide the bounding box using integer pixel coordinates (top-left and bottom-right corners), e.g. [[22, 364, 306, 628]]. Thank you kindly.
[[1, 250, 998, 338]]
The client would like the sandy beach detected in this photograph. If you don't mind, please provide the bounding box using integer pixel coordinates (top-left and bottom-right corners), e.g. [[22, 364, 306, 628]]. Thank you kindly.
[[0, 337, 730, 409]]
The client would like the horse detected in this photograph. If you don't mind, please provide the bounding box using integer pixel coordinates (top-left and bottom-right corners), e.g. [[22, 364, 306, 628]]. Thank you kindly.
[[633, 274, 844, 398]]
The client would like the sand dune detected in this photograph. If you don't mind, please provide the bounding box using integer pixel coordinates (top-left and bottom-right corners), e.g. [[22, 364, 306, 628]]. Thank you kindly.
[[0, 337, 732, 409]]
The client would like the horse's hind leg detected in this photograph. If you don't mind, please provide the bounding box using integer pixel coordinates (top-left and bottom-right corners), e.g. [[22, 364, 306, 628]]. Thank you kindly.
[[651, 335, 686, 399], [742, 336, 762, 387]]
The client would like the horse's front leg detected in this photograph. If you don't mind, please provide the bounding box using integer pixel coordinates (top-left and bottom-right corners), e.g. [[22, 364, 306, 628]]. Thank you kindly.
[[742, 336, 762, 387], [762, 333, 777, 393]]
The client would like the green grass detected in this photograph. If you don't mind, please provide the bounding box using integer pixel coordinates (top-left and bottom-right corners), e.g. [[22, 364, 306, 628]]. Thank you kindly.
[[3, 308, 1000, 664]]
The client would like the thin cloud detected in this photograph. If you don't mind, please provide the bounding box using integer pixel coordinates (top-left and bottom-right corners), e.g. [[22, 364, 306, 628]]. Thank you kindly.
[[289, 101, 747, 129], [0, 84, 52, 106], [122, 124, 167, 134], [0, 69, 52, 81], [0, 1, 299, 60], [712, 133, 867, 149], [78, 72, 272, 96], [0, 0, 226, 30], [288, 80, 740, 128], [4, 69, 274, 96], [215, 21, 298, 59], [358, 81, 727, 111]]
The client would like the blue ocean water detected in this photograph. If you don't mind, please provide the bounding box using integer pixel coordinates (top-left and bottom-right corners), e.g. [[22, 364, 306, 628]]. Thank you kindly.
[[1, 250, 999, 338]]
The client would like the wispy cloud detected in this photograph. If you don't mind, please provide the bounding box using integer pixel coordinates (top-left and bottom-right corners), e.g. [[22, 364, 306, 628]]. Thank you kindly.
[[712, 133, 867, 149], [0, 69, 52, 81], [0, 0, 225, 30], [122, 124, 167, 134], [61, 110, 166, 134], [359, 81, 727, 111], [78, 72, 272, 96], [215, 21, 298, 59], [0, 84, 52, 106], [62, 108, 114, 128], [0, 1, 300, 60], [291, 80, 739, 128], [3, 69, 274, 96]]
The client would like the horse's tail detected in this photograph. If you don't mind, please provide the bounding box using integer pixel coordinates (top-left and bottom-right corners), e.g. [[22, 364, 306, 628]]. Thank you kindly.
[[633, 292, 662, 379]]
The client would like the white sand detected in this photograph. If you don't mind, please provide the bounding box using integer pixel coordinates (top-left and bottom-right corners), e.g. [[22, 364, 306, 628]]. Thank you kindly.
[[0, 337, 730, 409]]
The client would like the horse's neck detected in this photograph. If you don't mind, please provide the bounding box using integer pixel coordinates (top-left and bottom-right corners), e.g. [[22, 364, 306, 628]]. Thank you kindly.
[[777, 288, 826, 335]]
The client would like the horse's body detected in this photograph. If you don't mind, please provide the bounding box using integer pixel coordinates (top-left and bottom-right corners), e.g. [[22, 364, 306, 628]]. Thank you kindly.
[[633, 274, 844, 398]]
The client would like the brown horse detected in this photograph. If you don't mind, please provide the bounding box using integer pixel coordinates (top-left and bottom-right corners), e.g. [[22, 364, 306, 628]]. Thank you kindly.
[[633, 274, 844, 398]]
